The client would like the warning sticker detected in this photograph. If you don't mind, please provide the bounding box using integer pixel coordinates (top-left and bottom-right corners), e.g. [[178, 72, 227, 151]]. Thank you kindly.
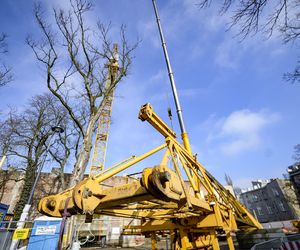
[[35, 225, 57, 235], [12, 228, 30, 240]]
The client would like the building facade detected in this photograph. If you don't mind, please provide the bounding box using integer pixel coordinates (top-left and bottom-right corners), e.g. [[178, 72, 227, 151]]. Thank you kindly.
[[288, 163, 300, 193], [240, 179, 300, 223], [0, 167, 137, 218], [0, 168, 143, 247]]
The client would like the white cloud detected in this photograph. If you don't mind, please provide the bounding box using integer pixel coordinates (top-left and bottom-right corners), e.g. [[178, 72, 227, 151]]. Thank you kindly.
[[221, 109, 278, 135], [233, 177, 255, 189], [182, 0, 229, 32], [215, 38, 240, 69], [150, 87, 208, 103], [149, 70, 167, 84], [220, 136, 259, 156], [139, 0, 287, 68], [206, 109, 280, 156], [137, 0, 227, 59], [137, 19, 160, 49]]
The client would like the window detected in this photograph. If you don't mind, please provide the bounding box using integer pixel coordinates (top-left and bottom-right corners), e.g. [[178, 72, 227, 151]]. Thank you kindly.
[[267, 206, 273, 214], [278, 201, 286, 212], [253, 194, 259, 201], [257, 207, 263, 215], [272, 188, 280, 196], [262, 192, 268, 200]]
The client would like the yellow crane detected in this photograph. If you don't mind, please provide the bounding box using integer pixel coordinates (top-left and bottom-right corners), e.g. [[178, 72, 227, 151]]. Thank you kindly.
[[89, 44, 119, 177], [39, 103, 262, 250], [38, 2, 262, 249]]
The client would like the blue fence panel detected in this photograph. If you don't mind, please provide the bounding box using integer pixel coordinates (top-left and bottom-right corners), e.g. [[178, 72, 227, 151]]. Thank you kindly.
[[0, 203, 9, 228], [0, 203, 9, 221], [27, 218, 62, 250]]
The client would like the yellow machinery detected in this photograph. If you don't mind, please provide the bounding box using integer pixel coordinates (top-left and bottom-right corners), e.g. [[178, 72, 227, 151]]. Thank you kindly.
[[39, 103, 262, 249], [89, 44, 119, 176], [39, 2, 262, 248]]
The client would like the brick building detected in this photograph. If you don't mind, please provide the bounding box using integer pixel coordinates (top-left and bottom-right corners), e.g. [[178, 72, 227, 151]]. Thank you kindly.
[[0, 168, 143, 247], [0, 167, 72, 217], [0, 167, 139, 218]]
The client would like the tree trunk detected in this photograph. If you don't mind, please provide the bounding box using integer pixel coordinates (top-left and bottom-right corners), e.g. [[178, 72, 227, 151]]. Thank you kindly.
[[58, 166, 66, 190], [13, 162, 36, 220], [0, 170, 10, 201], [69, 117, 96, 187], [13, 138, 44, 220]]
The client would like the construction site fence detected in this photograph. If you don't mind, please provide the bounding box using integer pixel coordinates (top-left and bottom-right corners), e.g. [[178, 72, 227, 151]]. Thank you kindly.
[[0, 216, 144, 249], [0, 220, 34, 250], [71, 216, 145, 248], [250, 233, 300, 249]]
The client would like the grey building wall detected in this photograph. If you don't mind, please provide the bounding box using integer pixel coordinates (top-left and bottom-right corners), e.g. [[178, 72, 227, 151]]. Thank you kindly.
[[240, 179, 300, 223], [288, 163, 300, 193]]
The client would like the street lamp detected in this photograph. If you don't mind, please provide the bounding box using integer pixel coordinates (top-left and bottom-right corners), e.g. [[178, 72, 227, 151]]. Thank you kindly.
[[51, 126, 65, 133], [27, 126, 64, 205], [10, 126, 64, 250]]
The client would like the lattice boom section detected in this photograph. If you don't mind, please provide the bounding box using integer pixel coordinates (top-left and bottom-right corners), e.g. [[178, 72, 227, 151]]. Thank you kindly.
[[90, 92, 114, 176]]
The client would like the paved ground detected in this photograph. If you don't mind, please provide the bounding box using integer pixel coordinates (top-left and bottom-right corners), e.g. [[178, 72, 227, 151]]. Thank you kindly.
[[82, 247, 239, 250], [81, 236, 240, 249], [82, 242, 240, 250]]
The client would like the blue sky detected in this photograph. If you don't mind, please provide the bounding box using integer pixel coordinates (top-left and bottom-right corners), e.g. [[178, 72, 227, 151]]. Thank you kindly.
[[0, 0, 299, 188]]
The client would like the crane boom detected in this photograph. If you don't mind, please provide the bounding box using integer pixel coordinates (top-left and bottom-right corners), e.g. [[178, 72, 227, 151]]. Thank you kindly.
[[89, 44, 119, 177], [38, 104, 261, 250]]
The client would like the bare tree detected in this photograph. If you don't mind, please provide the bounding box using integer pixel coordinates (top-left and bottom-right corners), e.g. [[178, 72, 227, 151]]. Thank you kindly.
[[0, 33, 13, 86], [48, 120, 81, 190], [198, 0, 300, 83], [0, 93, 66, 220], [27, 0, 137, 186]]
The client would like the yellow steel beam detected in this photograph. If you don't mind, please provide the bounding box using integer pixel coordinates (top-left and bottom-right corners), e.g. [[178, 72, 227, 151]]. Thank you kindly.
[[94, 143, 167, 181], [139, 103, 176, 139], [111, 203, 179, 210], [38, 102, 263, 250], [99, 209, 178, 219]]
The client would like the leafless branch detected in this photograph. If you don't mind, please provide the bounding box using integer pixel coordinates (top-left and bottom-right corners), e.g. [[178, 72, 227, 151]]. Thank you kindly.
[[284, 61, 300, 84], [0, 33, 13, 86], [28, 0, 138, 186], [197, 0, 300, 82], [0, 33, 8, 54]]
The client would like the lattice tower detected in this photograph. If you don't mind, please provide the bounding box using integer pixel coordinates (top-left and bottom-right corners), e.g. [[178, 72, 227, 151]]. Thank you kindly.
[[89, 44, 119, 177]]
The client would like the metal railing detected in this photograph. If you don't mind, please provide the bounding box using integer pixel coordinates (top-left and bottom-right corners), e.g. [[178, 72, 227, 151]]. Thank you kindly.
[[251, 233, 300, 249], [0, 220, 33, 250]]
